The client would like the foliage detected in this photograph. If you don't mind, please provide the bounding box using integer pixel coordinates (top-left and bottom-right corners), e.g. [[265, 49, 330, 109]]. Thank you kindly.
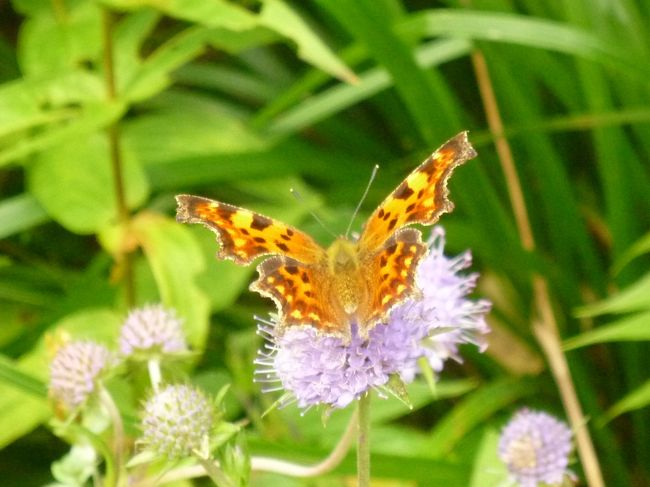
[[0, 0, 649, 485]]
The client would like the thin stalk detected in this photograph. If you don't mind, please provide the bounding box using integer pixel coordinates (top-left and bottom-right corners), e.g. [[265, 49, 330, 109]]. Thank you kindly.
[[468, 46, 605, 487], [102, 9, 135, 307], [99, 386, 125, 487], [356, 393, 371, 487]]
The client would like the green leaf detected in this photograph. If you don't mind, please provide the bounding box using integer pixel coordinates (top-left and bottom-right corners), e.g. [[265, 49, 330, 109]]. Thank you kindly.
[[28, 130, 149, 234], [563, 311, 650, 350], [575, 273, 650, 317], [259, 0, 356, 83], [406, 9, 647, 79], [131, 212, 211, 349], [105, 0, 257, 30], [266, 38, 471, 136], [601, 379, 650, 424], [469, 429, 509, 487], [17, 2, 102, 77], [0, 100, 124, 168], [614, 232, 650, 274], [0, 194, 48, 239], [428, 378, 537, 457]]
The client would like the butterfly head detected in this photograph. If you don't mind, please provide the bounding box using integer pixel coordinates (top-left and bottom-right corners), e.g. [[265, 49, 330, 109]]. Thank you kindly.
[[327, 238, 360, 274]]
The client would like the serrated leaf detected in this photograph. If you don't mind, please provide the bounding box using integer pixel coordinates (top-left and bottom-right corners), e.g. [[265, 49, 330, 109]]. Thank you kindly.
[[28, 130, 149, 234], [131, 212, 210, 349], [563, 311, 650, 350]]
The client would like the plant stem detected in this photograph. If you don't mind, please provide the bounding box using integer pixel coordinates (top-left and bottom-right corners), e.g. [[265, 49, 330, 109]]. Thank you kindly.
[[357, 393, 371, 487], [468, 45, 605, 487], [102, 8, 135, 308], [197, 457, 236, 487], [99, 386, 125, 487]]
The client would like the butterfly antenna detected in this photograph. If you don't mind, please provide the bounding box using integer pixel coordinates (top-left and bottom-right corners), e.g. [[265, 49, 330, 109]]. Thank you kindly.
[[289, 188, 337, 238], [345, 164, 379, 238]]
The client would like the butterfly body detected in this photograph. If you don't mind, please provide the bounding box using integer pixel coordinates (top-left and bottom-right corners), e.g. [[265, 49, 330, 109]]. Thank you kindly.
[[176, 131, 477, 343]]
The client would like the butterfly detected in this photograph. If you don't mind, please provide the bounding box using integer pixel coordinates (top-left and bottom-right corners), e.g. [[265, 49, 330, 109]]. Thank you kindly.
[[176, 131, 476, 343]]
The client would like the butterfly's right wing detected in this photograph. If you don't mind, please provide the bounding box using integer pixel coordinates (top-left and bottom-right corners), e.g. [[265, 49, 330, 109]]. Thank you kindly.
[[176, 195, 326, 265]]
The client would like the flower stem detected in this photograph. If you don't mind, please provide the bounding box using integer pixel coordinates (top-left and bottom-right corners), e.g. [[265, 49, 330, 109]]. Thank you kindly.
[[99, 386, 125, 486], [147, 357, 162, 393], [357, 392, 371, 487], [102, 8, 135, 308]]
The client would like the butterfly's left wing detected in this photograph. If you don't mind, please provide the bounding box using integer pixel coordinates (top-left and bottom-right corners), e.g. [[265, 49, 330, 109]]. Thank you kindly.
[[355, 132, 476, 333], [176, 195, 325, 266], [358, 131, 476, 251]]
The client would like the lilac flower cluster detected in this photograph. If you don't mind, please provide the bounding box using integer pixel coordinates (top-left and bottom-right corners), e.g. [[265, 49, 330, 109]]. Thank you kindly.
[[255, 227, 491, 410], [499, 408, 574, 487], [119, 304, 187, 357]]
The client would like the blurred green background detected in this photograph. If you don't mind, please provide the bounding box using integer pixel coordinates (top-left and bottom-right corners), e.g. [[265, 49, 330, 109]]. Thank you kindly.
[[0, 0, 649, 485]]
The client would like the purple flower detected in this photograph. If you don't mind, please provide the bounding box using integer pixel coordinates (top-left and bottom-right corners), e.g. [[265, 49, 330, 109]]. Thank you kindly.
[[255, 227, 491, 410], [119, 304, 187, 358], [49, 341, 113, 410], [141, 384, 214, 459], [498, 408, 574, 487]]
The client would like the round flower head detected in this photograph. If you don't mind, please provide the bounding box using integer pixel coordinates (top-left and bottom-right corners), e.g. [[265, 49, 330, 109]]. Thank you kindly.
[[49, 340, 113, 410], [255, 227, 491, 410], [498, 408, 574, 487], [119, 304, 187, 358], [141, 384, 214, 459]]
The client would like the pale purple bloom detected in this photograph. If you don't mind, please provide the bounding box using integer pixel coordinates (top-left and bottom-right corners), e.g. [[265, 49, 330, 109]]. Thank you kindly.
[[499, 409, 574, 487], [49, 341, 113, 409], [255, 227, 491, 410], [141, 384, 213, 458], [119, 304, 187, 357]]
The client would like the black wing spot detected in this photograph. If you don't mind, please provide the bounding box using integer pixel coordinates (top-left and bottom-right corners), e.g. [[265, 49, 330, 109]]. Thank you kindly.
[[387, 218, 398, 231], [406, 203, 415, 213], [379, 255, 388, 267], [253, 236, 266, 243], [286, 228, 294, 236], [251, 214, 272, 231], [281, 233, 291, 241], [285, 266, 298, 275], [378, 208, 384, 218], [301, 272, 310, 283], [382, 211, 391, 221], [276, 242, 289, 252], [385, 243, 397, 254], [417, 189, 424, 198], [394, 183, 414, 200]]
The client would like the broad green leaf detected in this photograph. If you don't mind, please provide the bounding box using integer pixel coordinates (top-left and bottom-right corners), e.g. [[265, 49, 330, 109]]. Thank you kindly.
[[0, 193, 48, 239], [17, 1, 102, 77], [0, 308, 121, 448], [563, 311, 650, 350], [130, 212, 210, 349], [104, 0, 257, 30], [602, 379, 650, 424], [122, 105, 266, 166], [0, 100, 124, 167], [259, 0, 356, 83], [28, 130, 149, 234], [574, 273, 650, 317], [469, 429, 508, 487], [0, 71, 104, 138]]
